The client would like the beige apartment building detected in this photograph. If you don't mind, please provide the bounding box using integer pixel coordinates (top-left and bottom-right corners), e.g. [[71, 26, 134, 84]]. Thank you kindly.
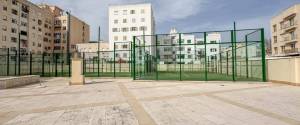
[[271, 4, 300, 56], [0, 0, 89, 55]]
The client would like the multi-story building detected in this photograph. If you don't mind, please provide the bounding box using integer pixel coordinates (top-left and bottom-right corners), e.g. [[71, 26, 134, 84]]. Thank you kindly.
[[271, 4, 300, 56], [158, 28, 221, 64], [76, 41, 110, 59], [0, 0, 89, 55], [108, 3, 155, 60]]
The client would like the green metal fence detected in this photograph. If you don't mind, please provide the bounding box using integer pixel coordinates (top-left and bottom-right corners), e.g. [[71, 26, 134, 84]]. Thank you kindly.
[[133, 28, 266, 81]]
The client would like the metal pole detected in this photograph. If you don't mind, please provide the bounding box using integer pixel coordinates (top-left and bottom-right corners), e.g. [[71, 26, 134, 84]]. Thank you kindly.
[[15, 51, 17, 76], [83, 52, 85, 75], [234, 22, 237, 79], [7, 48, 9, 76], [55, 53, 58, 77], [204, 32, 208, 81], [155, 35, 158, 80], [42, 53, 45, 77], [18, 33, 21, 76], [113, 43, 116, 78], [29, 52, 32, 75], [133, 36, 136, 80], [260, 28, 267, 82], [179, 33, 182, 81], [98, 26, 100, 77], [66, 11, 71, 77], [61, 54, 64, 76], [226, 51, 228, 75], [231, 30, 236, 81], [245, 35, 249, 78]]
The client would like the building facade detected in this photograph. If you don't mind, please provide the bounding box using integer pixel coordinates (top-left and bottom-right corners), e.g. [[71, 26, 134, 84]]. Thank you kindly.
[[271, 4, 300, 56], [108, 3, 155, 60], [76, 41, 110, 59], [158, 28, 221, 64], [0, 0, 89, 55]]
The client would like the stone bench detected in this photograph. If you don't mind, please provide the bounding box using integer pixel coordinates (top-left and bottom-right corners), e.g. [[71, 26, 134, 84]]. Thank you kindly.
[[0, 75, 40, 89]]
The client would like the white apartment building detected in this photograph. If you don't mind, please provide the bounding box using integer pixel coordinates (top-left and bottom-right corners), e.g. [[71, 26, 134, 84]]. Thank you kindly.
[[158, 28, 221, 64], [108, 3, 155, 60]]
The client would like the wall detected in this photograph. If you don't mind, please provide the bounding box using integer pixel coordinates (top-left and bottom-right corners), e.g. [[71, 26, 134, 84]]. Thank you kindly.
[[267, 57, 300, 85]]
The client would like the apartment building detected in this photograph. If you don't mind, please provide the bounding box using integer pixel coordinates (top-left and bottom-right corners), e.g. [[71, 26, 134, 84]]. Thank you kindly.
[[158, 28, 221, 64], [271, 4, 300, 56], [76, 41, 110, 59], [108, 3, 155, 60], [0, 0, 89, 55]]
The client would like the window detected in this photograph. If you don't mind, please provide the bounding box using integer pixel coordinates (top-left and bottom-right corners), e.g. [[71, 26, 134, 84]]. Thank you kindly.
[[3, 16, 7, 21], [2, 26, 7, 31], [21, 13, 28, 18], [123, 10, 127, 15], [187, 48, 191, 51], [123, 36, 127, 41], [290, 18, 295, 26], [3, 6, 7, 11], [122, 28, 128, 32], [141, 18, 145, 22], [11, 37, 17, 42], [291, 43, 296, 49], [290, 31, 296, 40], [21, 22, 27, 27], [122, 44, 128, 49], [12, 9, 18, 15], [139, 26, 147, 31], [210, 48, 217, 52], [187, 40, 192, 43], [112, 28, 119, 32], [114, 19, 118, 24], [130, 10, 135, 14], [12, 18, 17, 24], [2, 35, 7, 41], [273, 36, 277, 43], [114, 10, 118, 15], [132, 18, 136, 23], [280, 22, 284, 29], [141, 9, 145, 14], [123, 19, 127, 23], [131, 27, 137, 31], [273, 25, 277, 32], [281, 46, 285, 52], [210, 41, 216, 44], [188, 55, 192, 59], [12, 0, 17, 5], [11, 28, 17, 33], [123, 53, 127, 58], [114, 36, 118, 41]]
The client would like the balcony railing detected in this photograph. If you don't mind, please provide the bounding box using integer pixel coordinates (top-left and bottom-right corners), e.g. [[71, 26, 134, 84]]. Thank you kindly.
[[283, 48, 300, 55]]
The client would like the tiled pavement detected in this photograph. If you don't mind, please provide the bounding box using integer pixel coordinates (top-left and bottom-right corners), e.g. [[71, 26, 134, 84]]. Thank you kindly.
[[0, 77, 299, 125]]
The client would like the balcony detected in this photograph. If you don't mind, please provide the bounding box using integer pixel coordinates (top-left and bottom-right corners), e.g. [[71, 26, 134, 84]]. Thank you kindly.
[[283, 48, 300, 56]]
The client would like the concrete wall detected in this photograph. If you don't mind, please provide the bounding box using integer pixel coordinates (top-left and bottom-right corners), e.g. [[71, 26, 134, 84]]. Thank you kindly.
[[267, 57, 300, 85]]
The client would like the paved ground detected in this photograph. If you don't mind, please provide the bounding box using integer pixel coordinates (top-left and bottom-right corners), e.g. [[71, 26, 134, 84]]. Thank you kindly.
[[0, 78, 299, 125]]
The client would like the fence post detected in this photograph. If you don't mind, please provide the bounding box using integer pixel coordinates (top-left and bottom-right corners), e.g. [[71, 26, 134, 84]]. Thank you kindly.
[[179, 33, 182, 81], [55, 53, 58, 77], [15, 51, 17, 76], [133, 36, 136, 80], [29, 52, 32, 75], [7, 48, 9, 76], [219, 53, 222, 74], [113, 43, 116, 78], [98, 51, 100, 77], [61, 54, 64, 76], [155, 35, 158, 80], [204, 32, 208, 81], [83, 52, 85, 75], [68, 53, 71, 77], [231, 30, 236, 81], [42, 53, 45, 77], [260, 28, 267, 82], [245, 35, 249, 78], [226, 51, 228, 75]]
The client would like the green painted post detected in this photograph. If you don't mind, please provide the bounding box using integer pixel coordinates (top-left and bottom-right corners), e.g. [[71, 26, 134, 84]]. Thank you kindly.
[[14, 51, 17, 76], [93, 57, 94, 73], [220, 53, 222, 74], [7, 48, 9, 76], [245, 35, 249, 78], [61, 54, 64, 76], [204, 32, 208, 81], [83, 52, 85, 75], [234, 22, 237, 80], [133, 36, 136, 80], [98, 51, 100, 77], [179, 33, 182, 81], [55, 53, 58, 77], [226, 51, 228, 75], [260, 28, 267, 82], [68, 53, 71, 77], [155, 35, 158, 80], [231, 31, 236, 81], [113, 43, 116, 78], [42, 53, 45, 77], [29, 52, 32, 75]]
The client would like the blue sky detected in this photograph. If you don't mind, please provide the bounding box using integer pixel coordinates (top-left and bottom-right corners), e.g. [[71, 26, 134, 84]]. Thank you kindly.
[[29, 0, 300, 41]]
